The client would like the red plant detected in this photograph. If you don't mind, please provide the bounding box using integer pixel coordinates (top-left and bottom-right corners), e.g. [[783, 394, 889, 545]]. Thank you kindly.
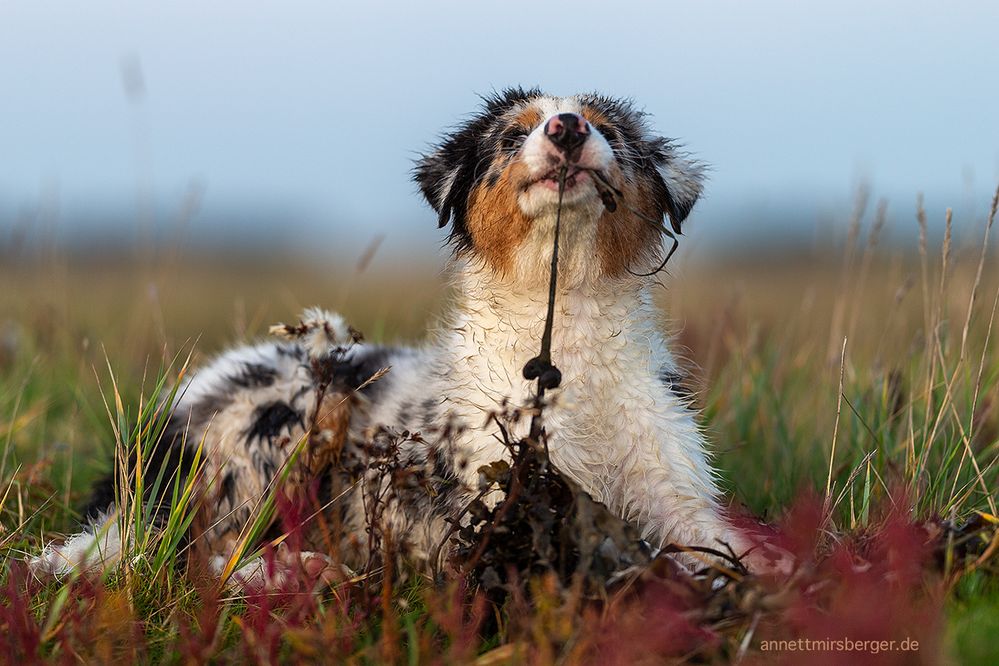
[[747, 494, 943, 665], [1, 563, 42, 664]]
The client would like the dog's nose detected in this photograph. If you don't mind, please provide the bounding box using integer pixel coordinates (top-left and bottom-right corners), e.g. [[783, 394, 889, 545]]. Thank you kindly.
[[545, 112, 589, 154]]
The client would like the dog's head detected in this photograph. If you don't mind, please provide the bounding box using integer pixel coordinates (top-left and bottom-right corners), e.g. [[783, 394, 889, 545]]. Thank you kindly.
[[414, 88, 704, 284]]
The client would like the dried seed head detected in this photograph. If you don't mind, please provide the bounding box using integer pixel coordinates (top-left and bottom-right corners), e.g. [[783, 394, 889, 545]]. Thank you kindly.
[[269, 307, 357, 360]]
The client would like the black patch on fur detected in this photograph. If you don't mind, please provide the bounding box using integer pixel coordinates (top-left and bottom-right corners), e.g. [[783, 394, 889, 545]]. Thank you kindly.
[[187, 394, 233, 432], [219, 472, 236, 504], [641, 137, 703, 233], [291, 383, 314, 404], [428, 448, 461, 517], [229, 362, 278, 389], [658, 369, 694, 402], [246, 401, 304, 446], [276, 343, 307, 359], [396, 400, 414, 427], [83, 477, 117, 523], [252, 449, 277, 479], [233, 506, 251, 529], [420, 397, 439, 429], [325, 346, 395, 398]]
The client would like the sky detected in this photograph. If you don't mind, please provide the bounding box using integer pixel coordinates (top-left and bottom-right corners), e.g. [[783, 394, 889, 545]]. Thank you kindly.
[[1, 1, 998, 258]]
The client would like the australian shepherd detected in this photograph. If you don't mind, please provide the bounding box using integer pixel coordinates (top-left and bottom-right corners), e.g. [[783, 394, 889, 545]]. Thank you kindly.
[[31, 88, 775, 587]]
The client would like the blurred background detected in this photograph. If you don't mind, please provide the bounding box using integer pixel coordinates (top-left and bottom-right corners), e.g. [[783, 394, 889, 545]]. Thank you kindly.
[[1, 0, 998, 538], [3, 0, 998, 259], [1, 0, 997, 390], [4, 6, 999, 660]]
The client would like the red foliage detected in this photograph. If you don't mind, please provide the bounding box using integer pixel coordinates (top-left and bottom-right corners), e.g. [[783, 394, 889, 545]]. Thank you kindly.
[[746, 494, 943, 665], [5, 489, 962, 663], [1, 563, 42, 664], [584, 584, 720, 665]]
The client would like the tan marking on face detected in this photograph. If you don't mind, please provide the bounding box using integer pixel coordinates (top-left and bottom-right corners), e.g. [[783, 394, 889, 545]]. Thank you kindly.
[[466, 160, 533, 274], [596, 166, 663, 278], [513, 106, 543, 131], [580, 105, 611, 130]]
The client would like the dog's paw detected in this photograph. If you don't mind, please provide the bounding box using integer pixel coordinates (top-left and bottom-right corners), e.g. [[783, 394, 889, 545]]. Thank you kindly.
[[28, 547, 75, 579], [215, 547, 347, 595], [738, 537, 796, 576], [27, 517, 123, 580]]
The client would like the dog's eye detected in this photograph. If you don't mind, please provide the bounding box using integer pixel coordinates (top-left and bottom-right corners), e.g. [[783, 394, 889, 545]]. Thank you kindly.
[[499, 127, 528, 152]]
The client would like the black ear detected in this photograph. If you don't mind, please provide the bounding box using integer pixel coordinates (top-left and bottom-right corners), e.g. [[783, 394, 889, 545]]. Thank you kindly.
[[413, 117, 488, 252], [414, 87, 542, 239], [648, 140, 706, 234], [414, 148, 462, 229]]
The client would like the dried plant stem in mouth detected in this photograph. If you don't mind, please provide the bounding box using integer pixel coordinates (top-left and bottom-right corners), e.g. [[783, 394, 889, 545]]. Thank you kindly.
[[522, 164, 681, 446], [523, 165, 568, 445], [589, 169, 621, 212]]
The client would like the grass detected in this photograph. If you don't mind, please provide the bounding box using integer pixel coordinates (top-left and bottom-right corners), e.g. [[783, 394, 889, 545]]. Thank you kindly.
[[2, 190, 998, 663]]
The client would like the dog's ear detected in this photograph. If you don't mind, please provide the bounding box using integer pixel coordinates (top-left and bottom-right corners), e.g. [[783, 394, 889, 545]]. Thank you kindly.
[[415, 87, 541, 236], [414, 145, 465, 230], [646, 139, 706, 234], [414, 116, 488, 254], [658, 155, 705, 234]]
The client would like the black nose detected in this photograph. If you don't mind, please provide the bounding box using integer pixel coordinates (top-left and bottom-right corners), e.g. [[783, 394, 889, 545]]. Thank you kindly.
[[545, 112, 589, 154]]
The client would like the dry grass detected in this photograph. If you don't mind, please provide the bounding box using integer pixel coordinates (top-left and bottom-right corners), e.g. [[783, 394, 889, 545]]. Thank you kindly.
[[1, 190, 998, 663]]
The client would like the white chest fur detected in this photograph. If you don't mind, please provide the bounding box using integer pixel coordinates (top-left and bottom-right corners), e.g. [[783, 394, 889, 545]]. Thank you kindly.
[[417, 263, 729, 549]]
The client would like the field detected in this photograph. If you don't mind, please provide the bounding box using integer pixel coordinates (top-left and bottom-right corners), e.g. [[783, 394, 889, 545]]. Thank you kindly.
[[2, 194, 998, 663]]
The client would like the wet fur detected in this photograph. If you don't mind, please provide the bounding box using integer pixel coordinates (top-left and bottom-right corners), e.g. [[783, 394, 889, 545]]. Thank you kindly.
[[30, 89, 756, 584]]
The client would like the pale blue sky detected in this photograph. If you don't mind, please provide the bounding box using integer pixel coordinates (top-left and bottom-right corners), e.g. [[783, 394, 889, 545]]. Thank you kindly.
[[2, 1, 997, 257]]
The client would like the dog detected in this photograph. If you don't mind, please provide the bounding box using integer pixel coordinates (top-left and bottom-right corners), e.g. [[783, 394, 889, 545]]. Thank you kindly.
[[31, 88, 770, 587]]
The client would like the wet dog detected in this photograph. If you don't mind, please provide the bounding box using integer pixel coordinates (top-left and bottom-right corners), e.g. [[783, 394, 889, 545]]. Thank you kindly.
[[31, 89, 769, 587]]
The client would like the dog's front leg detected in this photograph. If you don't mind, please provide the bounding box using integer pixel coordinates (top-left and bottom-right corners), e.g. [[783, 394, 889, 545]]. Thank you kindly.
[[639, 434, 792, 574]]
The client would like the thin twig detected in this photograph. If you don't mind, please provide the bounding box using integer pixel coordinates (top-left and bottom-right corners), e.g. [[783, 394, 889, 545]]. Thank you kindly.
[[825, 338, 848, 509]]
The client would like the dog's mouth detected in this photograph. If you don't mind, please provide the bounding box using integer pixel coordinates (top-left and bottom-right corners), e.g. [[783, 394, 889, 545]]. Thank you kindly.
[[527, 167, 591, 192]]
